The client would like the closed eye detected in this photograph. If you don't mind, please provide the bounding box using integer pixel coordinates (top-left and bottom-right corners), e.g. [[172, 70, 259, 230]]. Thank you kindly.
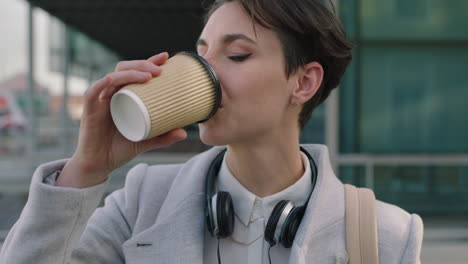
[[228, 53, 252, 62]]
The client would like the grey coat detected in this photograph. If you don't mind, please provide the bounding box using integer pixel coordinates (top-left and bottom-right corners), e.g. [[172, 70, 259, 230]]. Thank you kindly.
[[0, 144, 423, 264]]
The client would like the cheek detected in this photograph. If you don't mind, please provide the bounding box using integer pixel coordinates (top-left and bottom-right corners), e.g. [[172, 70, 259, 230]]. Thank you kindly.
[[251, 65, 291, 106], [223, 64, 288, 101]]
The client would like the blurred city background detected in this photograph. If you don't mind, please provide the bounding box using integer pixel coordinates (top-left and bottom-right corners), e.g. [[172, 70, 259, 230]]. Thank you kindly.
[[0, 0, 467, 262]]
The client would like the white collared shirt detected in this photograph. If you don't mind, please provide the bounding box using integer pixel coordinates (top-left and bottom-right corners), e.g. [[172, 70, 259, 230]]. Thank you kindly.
[[204, 152, 312, 264]]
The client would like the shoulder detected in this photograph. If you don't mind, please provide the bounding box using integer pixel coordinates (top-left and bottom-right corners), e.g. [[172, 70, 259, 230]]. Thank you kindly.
[[124, 146, 225, 196], [102, 163, 184, 228], [125, 162, 183, 195], [119, 146, 225, 220], [119, 162, 183, 199], [375, 200, 424, 263]]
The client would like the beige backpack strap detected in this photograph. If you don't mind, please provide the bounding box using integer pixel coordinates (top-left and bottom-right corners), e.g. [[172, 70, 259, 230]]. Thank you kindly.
[[344, 184, 379, 264]]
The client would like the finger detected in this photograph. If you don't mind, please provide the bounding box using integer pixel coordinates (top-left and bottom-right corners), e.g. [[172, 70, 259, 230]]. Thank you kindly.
[[137, 128, 187, 153], [115, 60, 162, 76], [99, 70, 152, 101], [148, 52, 169, 66], [84, 75, 111, 102]]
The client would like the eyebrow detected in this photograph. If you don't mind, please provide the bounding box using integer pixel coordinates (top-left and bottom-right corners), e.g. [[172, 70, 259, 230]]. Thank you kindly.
[[196, 33, 257, 47]]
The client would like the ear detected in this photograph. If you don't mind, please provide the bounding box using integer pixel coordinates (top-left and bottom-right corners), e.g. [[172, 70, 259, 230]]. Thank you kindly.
[[290, 61, 324, 105]]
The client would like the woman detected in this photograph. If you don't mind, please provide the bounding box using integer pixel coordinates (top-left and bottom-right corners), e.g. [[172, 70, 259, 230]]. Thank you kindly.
[[0, 0, 423, 263]]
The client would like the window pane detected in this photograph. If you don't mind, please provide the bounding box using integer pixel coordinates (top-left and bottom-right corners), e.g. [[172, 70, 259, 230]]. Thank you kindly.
[[300, 103, 325, 144], [339, 50, 358, 154], [360, 0, 468, 40], [359, 46, 468, 153], [338, 165, 366, 187], [374, 166, 468, 214]]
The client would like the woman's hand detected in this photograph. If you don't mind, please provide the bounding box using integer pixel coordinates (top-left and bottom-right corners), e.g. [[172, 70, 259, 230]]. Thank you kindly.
[[56, 52, 187, 188]]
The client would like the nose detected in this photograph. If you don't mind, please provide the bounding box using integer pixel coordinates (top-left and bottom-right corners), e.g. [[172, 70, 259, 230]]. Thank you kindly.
[[200, 54, 216, 72], [198, 53, 224, 107], [199, 54, 220, 84]]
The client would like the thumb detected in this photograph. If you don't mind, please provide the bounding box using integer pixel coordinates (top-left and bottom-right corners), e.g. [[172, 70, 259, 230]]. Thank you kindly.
[[137, 128, 187, 153]]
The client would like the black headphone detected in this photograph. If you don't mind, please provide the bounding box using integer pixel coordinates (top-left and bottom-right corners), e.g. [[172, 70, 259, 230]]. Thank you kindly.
[[205, 147, 318, 248]]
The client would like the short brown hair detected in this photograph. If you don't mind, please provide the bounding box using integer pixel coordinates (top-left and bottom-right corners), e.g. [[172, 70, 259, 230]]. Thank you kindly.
[[204, 0, 353, 129]]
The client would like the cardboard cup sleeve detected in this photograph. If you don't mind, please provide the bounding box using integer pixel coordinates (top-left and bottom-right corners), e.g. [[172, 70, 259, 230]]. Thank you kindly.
[[110, 51, 221, 142]]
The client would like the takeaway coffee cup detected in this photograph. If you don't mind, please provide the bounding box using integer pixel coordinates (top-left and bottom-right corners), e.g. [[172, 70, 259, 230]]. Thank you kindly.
[[110, 51, 221, 142]]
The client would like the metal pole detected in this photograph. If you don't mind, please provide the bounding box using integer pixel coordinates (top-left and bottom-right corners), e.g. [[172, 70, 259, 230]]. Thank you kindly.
[[325, 90, 339, 167], [27, 3, 37, 159], [365, 162, 375, 189], [324, 0, 340, 171], [61, 25, 71, 155], [87, 40, 96, 88]]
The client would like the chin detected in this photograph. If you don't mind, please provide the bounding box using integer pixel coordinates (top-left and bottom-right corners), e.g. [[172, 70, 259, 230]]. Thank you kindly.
[[198, 123, 227, 146]]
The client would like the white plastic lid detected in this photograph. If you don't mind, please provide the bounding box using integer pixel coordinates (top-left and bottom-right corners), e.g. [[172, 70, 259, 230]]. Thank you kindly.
[[110, 89, 151, 142]]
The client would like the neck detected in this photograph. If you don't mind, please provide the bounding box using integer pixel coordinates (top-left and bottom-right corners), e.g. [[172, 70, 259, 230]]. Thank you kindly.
[[226, 133, 304, 198]]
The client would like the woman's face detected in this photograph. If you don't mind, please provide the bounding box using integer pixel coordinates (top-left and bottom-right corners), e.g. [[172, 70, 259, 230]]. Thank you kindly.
[[197, 2, 299, 146]]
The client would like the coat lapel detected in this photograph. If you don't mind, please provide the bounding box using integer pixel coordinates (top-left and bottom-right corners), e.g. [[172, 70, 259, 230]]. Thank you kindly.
[[288, 145, 348, 264], [123, 146, 226, 264]]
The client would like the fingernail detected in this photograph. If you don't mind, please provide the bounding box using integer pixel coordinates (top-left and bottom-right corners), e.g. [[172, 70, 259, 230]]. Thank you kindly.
[[99, 91, 106, 101], [154, 53, 164, 59]]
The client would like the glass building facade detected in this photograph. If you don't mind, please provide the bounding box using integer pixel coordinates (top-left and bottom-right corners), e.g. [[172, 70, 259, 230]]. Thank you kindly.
[[325, 0, 468, 214]]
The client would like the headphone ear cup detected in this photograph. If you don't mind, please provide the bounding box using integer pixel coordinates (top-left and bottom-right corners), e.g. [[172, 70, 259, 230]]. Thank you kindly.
[[279, 206, 305, 248], [216, 191, 235, 238], [264, 200, 289, 246]]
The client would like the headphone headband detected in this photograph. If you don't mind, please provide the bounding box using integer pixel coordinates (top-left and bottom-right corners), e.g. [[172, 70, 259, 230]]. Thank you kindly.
[[205, 149, 227, 237], [205, 147, 317, 247]]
